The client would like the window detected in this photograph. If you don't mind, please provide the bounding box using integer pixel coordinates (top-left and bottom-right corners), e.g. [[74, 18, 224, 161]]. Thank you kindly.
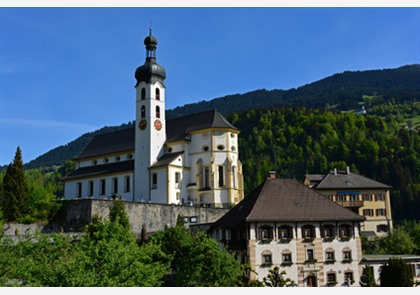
[[302, 225, 315, 239], [282, 250, 292, 265], [115, 156, 120, 162], [325, 249, 335, 263], [203, 166, 210, 188], [262, 251, 272, 267], [124, 176, 130, 193], [327, 273, 337, 286], [155, 88, 160, 100], [306, 249, 316, 262], [217, 145, 224, 151], [141, 88, 146, 100], [321, 224, 335, 240], [92, 160, 97, 165], [175, 172, 181, 188], [232, 166, 237, 189], [377, 224, 388, 232], [100, 179, 106, 195], [363, 194, 371, 201], [363, 209, 374, 216], [259, 225, 273, 242], [203, 146, 209, 152], [151, 173, 157, 189], [112, 177, 118, 194], [343, 248, 352, 262], [141, 105, 146, 118], [156, 106, 160, 118], [88, 181, 94, 197], [375, 194, 384, 201], [218, 165, 224, 187], [344, 271, 354, 285], [339, 224, 352, 239], [279, 225, 293, 240], [76, 182, 82, 198], [376, 208, 386, 216], [350, 194, 358, 201], [104, 158, 109, 164], [231, 146, 236, 151]]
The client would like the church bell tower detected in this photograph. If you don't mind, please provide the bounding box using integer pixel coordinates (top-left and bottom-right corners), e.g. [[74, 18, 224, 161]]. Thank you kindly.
[[134, 27, 167, 201]]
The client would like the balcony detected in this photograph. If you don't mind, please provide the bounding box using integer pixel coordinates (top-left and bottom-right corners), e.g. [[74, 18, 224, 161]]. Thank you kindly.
[[336, 200, 364, 208]]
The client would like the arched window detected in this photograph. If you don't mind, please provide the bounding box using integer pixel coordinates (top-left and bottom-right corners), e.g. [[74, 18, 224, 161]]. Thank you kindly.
[[261, 250, 272, 267], [156, 106, 160, 118], [141, 106, 146, 118], [155, 88, 160, 100], [141, 88, 146, 100]]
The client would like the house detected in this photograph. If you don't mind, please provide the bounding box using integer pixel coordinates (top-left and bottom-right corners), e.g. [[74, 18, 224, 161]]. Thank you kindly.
[[63, 28, 244, 208], [361, 254, 420, 286], [304, 166, 393, 238], [208, 171, 365, 287]]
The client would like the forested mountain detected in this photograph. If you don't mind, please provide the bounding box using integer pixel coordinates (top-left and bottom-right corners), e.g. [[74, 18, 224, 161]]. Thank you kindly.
[[166, 64, 420, 119]]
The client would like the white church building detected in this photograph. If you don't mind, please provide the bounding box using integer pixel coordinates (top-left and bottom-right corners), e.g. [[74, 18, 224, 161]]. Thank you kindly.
[[63, 29, 244, 208]]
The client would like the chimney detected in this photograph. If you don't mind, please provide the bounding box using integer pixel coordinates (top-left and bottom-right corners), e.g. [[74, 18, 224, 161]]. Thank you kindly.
[[268, 171, 277, 179], [334, 168, 337, 176], [346, 166, 350, 175]]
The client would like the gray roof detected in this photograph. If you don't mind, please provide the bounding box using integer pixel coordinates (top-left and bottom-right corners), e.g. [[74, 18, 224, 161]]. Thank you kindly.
[[311, 170, 391, 190], [64, 160, 134, 180], [211, 178, 365, 229], [362, 254, 420, 263], [150, 152, 184, 168], [75, 109, 238, 160]]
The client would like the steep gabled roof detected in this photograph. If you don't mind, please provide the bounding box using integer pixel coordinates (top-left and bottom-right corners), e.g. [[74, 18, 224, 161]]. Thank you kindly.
[[313, 171, 391, 190], [74, 109, 238, 160], [211, 178, 364, 229]]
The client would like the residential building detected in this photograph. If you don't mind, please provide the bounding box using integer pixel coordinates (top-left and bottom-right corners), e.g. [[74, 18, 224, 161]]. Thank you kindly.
[[208, 171, 365, 287], [63, 28, 244, 208], [304, 166, 393, 238]]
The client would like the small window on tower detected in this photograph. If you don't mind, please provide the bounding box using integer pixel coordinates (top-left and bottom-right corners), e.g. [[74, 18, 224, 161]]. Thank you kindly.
[[141, 106, 146, 118], [141, 88, 146, 100], [155, 88, 160, 100], [156, 106, 160, 118]]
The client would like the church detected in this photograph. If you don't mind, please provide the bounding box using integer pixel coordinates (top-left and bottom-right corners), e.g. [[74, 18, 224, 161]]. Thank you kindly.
[[63, 28, 244, 208]]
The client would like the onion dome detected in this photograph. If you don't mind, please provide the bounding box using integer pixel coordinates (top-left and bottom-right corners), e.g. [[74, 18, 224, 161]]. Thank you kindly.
[[135, 27, 166, 86]]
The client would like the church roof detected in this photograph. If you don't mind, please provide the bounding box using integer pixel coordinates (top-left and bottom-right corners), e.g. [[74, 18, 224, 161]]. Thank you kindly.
[[150, 152, 184, 168], [210, 178, 364, 229], [310, 170, 391, 190], [64, 160, 134, 180], [74, 109, 238, 160]]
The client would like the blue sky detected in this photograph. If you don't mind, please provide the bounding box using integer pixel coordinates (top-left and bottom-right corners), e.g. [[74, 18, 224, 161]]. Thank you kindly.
[[1, 5, 419, 166]]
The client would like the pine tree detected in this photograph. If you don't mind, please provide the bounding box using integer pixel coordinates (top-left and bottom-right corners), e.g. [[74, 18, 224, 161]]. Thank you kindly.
[[1, 147, 29, 222], [380, 257, 414, 287]]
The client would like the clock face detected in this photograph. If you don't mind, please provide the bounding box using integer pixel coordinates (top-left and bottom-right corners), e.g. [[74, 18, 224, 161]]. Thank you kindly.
[[154, 119, 162, 131], [139, 119, 147, 130]]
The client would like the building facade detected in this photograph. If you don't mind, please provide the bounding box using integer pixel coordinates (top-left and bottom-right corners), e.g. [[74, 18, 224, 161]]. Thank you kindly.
[[304, 167, 393, 238], [63, 29, 244, 208], [208, 172, 365, 287]]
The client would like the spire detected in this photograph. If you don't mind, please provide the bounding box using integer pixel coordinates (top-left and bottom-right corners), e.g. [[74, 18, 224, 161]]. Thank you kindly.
[[135, 27, 166, 87]]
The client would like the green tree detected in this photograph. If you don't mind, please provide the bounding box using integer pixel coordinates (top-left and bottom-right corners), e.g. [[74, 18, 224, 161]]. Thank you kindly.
[[380, 258, 414, 287], [378, 227, 416, 254], [360, 265, 377, 287], [263, 266, 295, 287], [1, 147, 29, 222], [108, 198, 130, 230]]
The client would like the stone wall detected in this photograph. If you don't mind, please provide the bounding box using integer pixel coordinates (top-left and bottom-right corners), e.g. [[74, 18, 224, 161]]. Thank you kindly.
[[3, 199, 230, 236]]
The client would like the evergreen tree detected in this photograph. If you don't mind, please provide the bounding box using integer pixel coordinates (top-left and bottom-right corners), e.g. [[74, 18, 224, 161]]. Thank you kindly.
[[380, 257, 414, 287], [263, 266, 295, 287], [360, 265, 377, 287], [109, 198, 130, 230], [1, 147, 29, 222]]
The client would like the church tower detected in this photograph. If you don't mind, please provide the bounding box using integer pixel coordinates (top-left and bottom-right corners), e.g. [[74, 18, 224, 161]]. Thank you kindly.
[[134, 28, 167, 201]]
